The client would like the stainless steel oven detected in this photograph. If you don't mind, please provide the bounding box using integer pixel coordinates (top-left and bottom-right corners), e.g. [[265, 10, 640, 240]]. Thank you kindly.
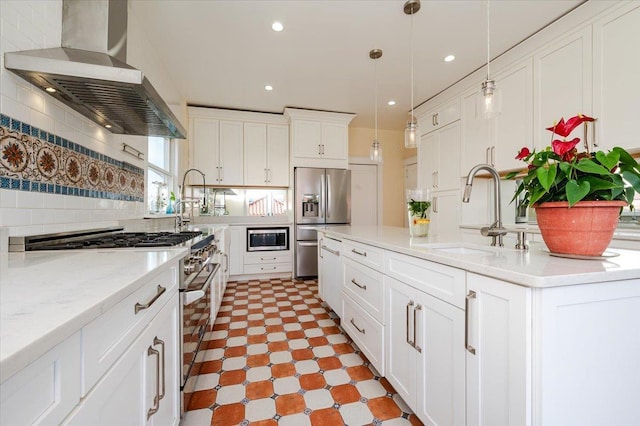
[[247, 227, 289, 252]]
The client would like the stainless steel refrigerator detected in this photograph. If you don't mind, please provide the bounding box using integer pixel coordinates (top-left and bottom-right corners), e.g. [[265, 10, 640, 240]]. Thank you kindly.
[[294, 167, 351, 277]]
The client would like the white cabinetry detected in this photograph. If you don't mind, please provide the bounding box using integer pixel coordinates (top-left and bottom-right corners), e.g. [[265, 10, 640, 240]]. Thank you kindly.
[[0, 333, 81, 425], [418, 121, 460, 192], [229, 225, 293, 280], [189, 114, 244, 186], [431, 190, 461, 241], [461, 59, 533, 174], [534, 27, 592, 150], [318, 232, 343, 314], [284, 108, 356, 169], [419, 98, 461, 136], [592, 2, 640, 151], [244, 123, 290, 186], [465, 273, 530, 426], [229, 226, 245, 276], [385, 252, 466, 426]]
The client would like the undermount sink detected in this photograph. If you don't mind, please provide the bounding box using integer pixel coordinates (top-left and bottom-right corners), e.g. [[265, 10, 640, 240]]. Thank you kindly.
[[432, 247, 493, 255]]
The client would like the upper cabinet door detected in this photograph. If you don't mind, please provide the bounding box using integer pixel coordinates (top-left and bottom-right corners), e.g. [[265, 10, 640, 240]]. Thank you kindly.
[[292, 120, 322, 158], [190, 118, 220, 184], [218, 121, 244, 186], [592, 2, 640, 151], [244, 122, 268, 185], [267, 124, 290, 187], [321, 122, 348, 160], [533, 27, 593, 150], [461, 87, 492, 176], [493, 59, 533, 171]]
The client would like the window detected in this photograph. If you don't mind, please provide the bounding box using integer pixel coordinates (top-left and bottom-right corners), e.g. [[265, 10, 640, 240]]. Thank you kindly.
[[147, 137, 176, 213], [246, 189, 287, 216]]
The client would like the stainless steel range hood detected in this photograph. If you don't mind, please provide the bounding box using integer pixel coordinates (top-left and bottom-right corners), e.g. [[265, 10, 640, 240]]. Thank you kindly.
[[3, 0, 186, 139]]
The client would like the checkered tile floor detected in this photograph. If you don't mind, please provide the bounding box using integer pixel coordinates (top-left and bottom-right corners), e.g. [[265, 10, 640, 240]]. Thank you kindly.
[[180, 278, 422, 426]]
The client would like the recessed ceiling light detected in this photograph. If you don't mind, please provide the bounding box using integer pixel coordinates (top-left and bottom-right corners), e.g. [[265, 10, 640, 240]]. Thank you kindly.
[[104, 124, 112, 129], [265, 85, 273, 91], [444, 55, 456, 62], [388, 100, 396, 106], [45, 87, 56, 93], [272, 21, 284, 32]]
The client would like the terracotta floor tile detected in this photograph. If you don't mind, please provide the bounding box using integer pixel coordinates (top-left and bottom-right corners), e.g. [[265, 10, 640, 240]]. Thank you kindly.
[[295, 309, 311, 316], [208, 339, 226, 349], [219, 369, 246, 386], [299, 373, 327, 390], [265, 325, 284, 333], [332, 343, 355, 355], [281, 316, 298, 324], [268, 341, 289, 352], [308, 336, 329, 347], [213, 323, 229, 331], [317, 356, 343, 371], [291, 348, 314, 361], [379, 377, 395, 393], [264, 312, 280, 319], [330, 384, 361, 405], [227, 328, 248, 337], [314, 313, 331, 320], [347, 365, 374, 381], [248, 320, 264, 327], [248, 420, 277, 426], [224, 346, 247, 358], [247, 334, 268, 344], [367, 396, 402, 420], [211, 403, 245, 426], [232, 315, 248, 321], [309, 407, 344, 425], [187, 389, 217, 410], [409, 413, 425, 425], [271, 363, 296, 378], [275, 393, 307, 416], [199, 359, 222, 374], [247, 354, 270, 367], [245, 380, 274, 400], [322, 326, 341, 335], [300, 321, 319, 329], [286, 330, 306, 340]]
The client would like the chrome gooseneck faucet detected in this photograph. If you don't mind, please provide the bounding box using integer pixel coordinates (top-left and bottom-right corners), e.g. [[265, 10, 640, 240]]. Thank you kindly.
[[177, 168, 206, 229], [463, 164, 507, 247]]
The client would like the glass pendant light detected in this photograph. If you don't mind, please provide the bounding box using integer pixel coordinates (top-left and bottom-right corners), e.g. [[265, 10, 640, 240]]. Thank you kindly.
[[370, 49, 383, 163], [480, 0, 500, 119], [404, 0, 421, 148]]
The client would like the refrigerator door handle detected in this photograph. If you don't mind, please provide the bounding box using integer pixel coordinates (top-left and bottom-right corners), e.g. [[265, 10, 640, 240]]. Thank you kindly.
[[326, 174, 331, 219], [319, 172, 326, 220], [298, 241, 318, 247]]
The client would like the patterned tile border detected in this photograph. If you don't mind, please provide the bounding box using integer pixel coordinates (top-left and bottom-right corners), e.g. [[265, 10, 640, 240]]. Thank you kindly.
[[0, 114, 144, 202]]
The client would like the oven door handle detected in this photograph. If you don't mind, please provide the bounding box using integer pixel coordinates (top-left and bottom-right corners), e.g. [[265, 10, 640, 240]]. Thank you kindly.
[[184, 289, 206, 305]]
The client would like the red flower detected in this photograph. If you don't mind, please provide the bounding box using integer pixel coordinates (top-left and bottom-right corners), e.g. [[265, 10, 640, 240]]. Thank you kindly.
[[546, 114, 595, 137], [551, 138, 581, 157], [515, 147, 530, 160]]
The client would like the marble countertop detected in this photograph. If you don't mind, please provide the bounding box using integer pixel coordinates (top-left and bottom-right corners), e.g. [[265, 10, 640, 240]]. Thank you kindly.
[[0, 247, 187, 383], [320, 225, 640, 288], [460, 223, 640, 241]]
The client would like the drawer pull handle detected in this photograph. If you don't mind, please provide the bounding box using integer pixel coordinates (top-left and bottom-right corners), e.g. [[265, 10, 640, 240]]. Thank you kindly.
[[261, 257, 277, 261], [414, 304, 422, 353], [147, 346, 160, 419], [154, 337, 166, 400], [465, 290, 477, 355], [350, 278, 367, 290], [261, 266, 277, 270], [350, 318, 365, 334], [351, 248, 367, 257], [406, 300, 415, 347], [322, 245, 340, 256], [135, 285, 166, 314]]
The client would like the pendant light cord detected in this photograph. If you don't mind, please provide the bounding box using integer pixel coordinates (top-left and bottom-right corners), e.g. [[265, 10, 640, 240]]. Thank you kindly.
[[410, 7, 414, 120], [375, 56, 378, 141], [486, 0, 491, 80]]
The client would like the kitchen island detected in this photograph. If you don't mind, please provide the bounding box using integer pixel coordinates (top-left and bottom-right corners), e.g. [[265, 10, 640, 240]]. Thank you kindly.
[[318, 225, 640, 426]]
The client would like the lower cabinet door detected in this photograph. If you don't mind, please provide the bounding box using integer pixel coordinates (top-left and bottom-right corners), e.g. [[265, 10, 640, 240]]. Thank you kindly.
[[415, 291, 465, 426], [63, 295, 179, 426], [384, 277, 418, 409]]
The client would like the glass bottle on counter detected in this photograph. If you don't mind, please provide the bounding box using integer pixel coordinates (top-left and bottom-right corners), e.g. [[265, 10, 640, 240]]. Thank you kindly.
[[407, 189, 431, 237]]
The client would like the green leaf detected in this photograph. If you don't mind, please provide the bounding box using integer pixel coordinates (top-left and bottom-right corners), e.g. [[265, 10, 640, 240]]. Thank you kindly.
[[613, 147, 639, 167], [575, 158, 611, 175], [536, 164, 557, 192], [595, 151, 620, 170], [566, 180, 590, 207], [504, 171, 519, 180], [529, 186, 547, 206], [581, 176, 620, 191], [622, 170, 640, 193]]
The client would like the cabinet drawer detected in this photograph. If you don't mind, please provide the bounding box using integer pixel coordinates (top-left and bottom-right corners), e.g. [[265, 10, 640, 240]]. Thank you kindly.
[[1, 332, 81, 426], [385, 251, 466, 309], [342, 294, 385, 376], [244, 251, 292, 265], [82, 266, 178, 396], [244, 262, 292, 275], [342, 239, 384, 272], [342, 257, 384, 323]]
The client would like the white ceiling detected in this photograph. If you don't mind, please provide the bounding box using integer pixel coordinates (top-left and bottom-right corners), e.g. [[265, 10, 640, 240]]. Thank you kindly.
[[132, 0, 583, 130]]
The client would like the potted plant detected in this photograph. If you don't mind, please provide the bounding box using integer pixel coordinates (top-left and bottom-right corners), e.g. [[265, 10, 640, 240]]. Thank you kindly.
[[407, 189, 431, 237], [507, 114, 640, 257]]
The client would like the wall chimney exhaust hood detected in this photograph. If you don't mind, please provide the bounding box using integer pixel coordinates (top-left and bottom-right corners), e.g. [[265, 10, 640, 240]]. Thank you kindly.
[[4, 0, 186, 139]]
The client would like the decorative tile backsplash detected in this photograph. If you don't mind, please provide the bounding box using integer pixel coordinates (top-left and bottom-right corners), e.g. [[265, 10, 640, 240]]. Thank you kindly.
[[0, 114, 144, 202]]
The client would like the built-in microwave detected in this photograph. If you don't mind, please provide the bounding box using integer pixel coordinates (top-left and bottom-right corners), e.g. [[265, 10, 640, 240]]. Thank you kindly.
[[247, 227, 289, 252]]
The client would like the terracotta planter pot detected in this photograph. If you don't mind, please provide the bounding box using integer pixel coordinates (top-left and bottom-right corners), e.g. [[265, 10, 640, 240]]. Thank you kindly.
[[535, 200, 626, 257]]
